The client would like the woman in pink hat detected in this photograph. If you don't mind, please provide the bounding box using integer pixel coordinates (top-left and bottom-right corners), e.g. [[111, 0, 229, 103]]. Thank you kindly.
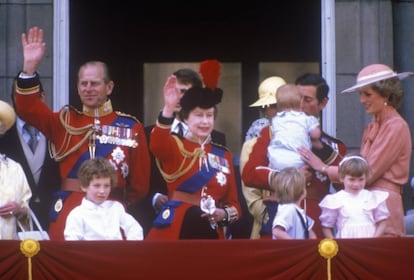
[[299, 63, 414, 237]]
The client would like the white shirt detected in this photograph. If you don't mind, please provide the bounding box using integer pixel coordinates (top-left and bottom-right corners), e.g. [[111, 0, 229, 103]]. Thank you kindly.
[[272, 203, 314, 239], [17, 117, 40, 147], [170, 118, 188, 136], [268, 111, 320, 170], [64, 198, 143, 240]]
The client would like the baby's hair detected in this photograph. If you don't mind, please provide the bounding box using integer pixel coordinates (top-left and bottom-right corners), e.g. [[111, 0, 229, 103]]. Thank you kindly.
[[77, 157, 118, 188], [270, 167, 306, 204], [338, 154, 371, 180], [276, 84, 301, 111]]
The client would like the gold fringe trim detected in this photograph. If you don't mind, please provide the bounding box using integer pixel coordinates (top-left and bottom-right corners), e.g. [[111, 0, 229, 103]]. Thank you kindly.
[[14, 81, 40, 95], [49, 108, 93, 162], [155, 135, 203, 183]]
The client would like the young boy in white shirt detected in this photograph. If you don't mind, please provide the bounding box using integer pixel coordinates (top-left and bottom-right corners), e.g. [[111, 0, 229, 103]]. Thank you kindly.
[[64, 158, 143, 240]]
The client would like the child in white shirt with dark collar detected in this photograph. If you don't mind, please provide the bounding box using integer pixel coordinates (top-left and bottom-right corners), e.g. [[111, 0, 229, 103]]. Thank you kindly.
[[271, 167, 317, 239]]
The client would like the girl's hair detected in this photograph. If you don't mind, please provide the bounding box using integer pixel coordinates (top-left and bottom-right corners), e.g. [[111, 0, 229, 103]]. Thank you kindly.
[[270, 167, 306, 204], [77, 157, 118, 188], [338, 154, 371, 180]]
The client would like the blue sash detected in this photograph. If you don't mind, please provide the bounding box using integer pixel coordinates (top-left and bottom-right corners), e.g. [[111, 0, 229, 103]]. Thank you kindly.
[[176, 145, 225, 193], [153, 145, 225, 228], [68, 116, 135, 178]]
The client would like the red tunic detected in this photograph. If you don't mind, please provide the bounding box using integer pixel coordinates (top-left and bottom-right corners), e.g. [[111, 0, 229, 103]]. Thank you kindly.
[[146, 122, 241, 240], [241, 126, 346, 238], [14, 75, 150, 240]]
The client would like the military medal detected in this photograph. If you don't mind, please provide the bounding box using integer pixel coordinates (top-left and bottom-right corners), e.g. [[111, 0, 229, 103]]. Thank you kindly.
[[215, 171, 227, 186], [208, 153, 230, 174], [111, 147, 125, 164], [98, 124, 138, 148]]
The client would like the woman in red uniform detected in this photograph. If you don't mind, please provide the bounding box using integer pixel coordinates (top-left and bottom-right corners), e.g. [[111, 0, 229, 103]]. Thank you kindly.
[[146, 61, 241, 240]]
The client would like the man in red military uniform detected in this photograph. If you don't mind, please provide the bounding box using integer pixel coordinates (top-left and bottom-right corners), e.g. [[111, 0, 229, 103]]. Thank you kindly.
[[13, 26, 150, 240], [242, 73, 346, 238]]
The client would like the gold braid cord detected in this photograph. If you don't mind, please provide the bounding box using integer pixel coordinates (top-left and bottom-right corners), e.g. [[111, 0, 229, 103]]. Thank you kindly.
[[156, 136, 203, 183], [49, 108, 94, 162]]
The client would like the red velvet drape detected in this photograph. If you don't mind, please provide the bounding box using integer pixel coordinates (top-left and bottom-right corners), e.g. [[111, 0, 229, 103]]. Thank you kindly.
[[1, 238, 413, 279]]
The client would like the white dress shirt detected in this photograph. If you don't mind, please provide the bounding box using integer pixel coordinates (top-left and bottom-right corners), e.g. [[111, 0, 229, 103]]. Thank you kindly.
[[64, 198, 144, 240]]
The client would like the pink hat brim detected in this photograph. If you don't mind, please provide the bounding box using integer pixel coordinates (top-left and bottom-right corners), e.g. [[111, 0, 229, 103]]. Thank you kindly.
[[341, 70, 414, 93]]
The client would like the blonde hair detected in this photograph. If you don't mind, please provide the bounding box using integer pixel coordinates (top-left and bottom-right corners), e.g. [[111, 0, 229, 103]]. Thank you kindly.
[[276, 84, 301, 111], [338, 154, 371, 180], [270, 167, 306, 204]]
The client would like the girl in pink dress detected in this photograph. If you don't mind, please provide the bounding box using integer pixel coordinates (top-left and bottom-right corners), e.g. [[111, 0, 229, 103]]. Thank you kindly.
[[319, 155, 389, 238]]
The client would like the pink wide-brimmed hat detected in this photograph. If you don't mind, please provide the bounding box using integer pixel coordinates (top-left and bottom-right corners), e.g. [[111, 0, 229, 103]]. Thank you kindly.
[[341, 64, 414, 93]]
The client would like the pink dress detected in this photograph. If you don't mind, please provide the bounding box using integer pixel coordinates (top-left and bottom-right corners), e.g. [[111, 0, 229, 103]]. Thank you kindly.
[[319, 189, 389, 238]]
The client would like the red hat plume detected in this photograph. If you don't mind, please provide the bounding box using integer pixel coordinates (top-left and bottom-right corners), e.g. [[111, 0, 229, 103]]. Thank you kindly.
[[199, 59, 221, 89]]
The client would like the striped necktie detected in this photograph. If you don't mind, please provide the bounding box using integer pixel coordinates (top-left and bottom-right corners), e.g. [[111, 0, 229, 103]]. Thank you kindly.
[[24, 124, 39, 153], [177, 122, 184, 137]]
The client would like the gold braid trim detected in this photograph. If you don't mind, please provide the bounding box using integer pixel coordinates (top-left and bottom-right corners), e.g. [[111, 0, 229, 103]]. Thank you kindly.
[[155, 135, 203, 183], [14, 80, 40, 95], [49, 107, 94, 162]]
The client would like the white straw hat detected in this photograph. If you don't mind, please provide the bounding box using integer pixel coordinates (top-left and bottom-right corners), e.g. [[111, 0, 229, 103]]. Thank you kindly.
[[341, 64, 414, 93], [250, 76, 286, 107], [0, 100, 16, 134]]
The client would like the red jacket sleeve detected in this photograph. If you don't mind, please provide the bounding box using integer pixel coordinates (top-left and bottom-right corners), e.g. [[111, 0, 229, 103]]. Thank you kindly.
[[241, 127, 272, 189]]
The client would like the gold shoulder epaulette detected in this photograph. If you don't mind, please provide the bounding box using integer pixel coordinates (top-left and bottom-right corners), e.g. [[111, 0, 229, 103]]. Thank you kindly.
[[115, 111, 141, 123]]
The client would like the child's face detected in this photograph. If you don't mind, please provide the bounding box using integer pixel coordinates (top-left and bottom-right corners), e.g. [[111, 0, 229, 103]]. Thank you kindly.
[[342, 174, 366, 194], [81, 176, 112, 205]]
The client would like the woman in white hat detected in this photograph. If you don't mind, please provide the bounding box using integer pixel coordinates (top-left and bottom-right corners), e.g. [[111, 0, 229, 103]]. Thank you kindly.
[[300, 63, 414, 237], [244, 76, 286, 141], [0, 100, 32, 239]]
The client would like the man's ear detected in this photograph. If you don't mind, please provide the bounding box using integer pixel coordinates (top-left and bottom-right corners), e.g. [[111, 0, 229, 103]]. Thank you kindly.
[[106, 80, 115, 96], [319, 97, 329, 110]]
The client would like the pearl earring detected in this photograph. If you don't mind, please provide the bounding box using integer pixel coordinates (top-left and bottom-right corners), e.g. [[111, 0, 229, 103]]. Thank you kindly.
[[384, 101, 388, 106]]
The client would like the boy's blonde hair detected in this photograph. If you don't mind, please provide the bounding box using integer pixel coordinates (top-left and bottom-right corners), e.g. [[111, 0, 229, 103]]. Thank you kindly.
[[270, 167, 306, 204], [77, 157, 118, 188], [338, 154, 371, 180]]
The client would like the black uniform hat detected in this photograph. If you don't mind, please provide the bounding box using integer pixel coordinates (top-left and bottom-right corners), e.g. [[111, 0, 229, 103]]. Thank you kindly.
[[180, 59, 223, 112]]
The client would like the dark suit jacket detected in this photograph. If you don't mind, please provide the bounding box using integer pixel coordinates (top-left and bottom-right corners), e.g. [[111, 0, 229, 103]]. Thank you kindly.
[[0, 124, 61, 230], [135, 124, 226, 236]]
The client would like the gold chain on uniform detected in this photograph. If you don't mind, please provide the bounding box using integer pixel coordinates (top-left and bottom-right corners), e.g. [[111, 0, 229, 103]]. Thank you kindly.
[[155, 135, 203, 183], [48, 108, 94, 162]]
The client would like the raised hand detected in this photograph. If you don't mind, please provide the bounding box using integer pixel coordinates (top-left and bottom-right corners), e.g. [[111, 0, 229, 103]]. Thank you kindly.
[[162, 75, 181, 117], [21, 26, 46, 75]]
